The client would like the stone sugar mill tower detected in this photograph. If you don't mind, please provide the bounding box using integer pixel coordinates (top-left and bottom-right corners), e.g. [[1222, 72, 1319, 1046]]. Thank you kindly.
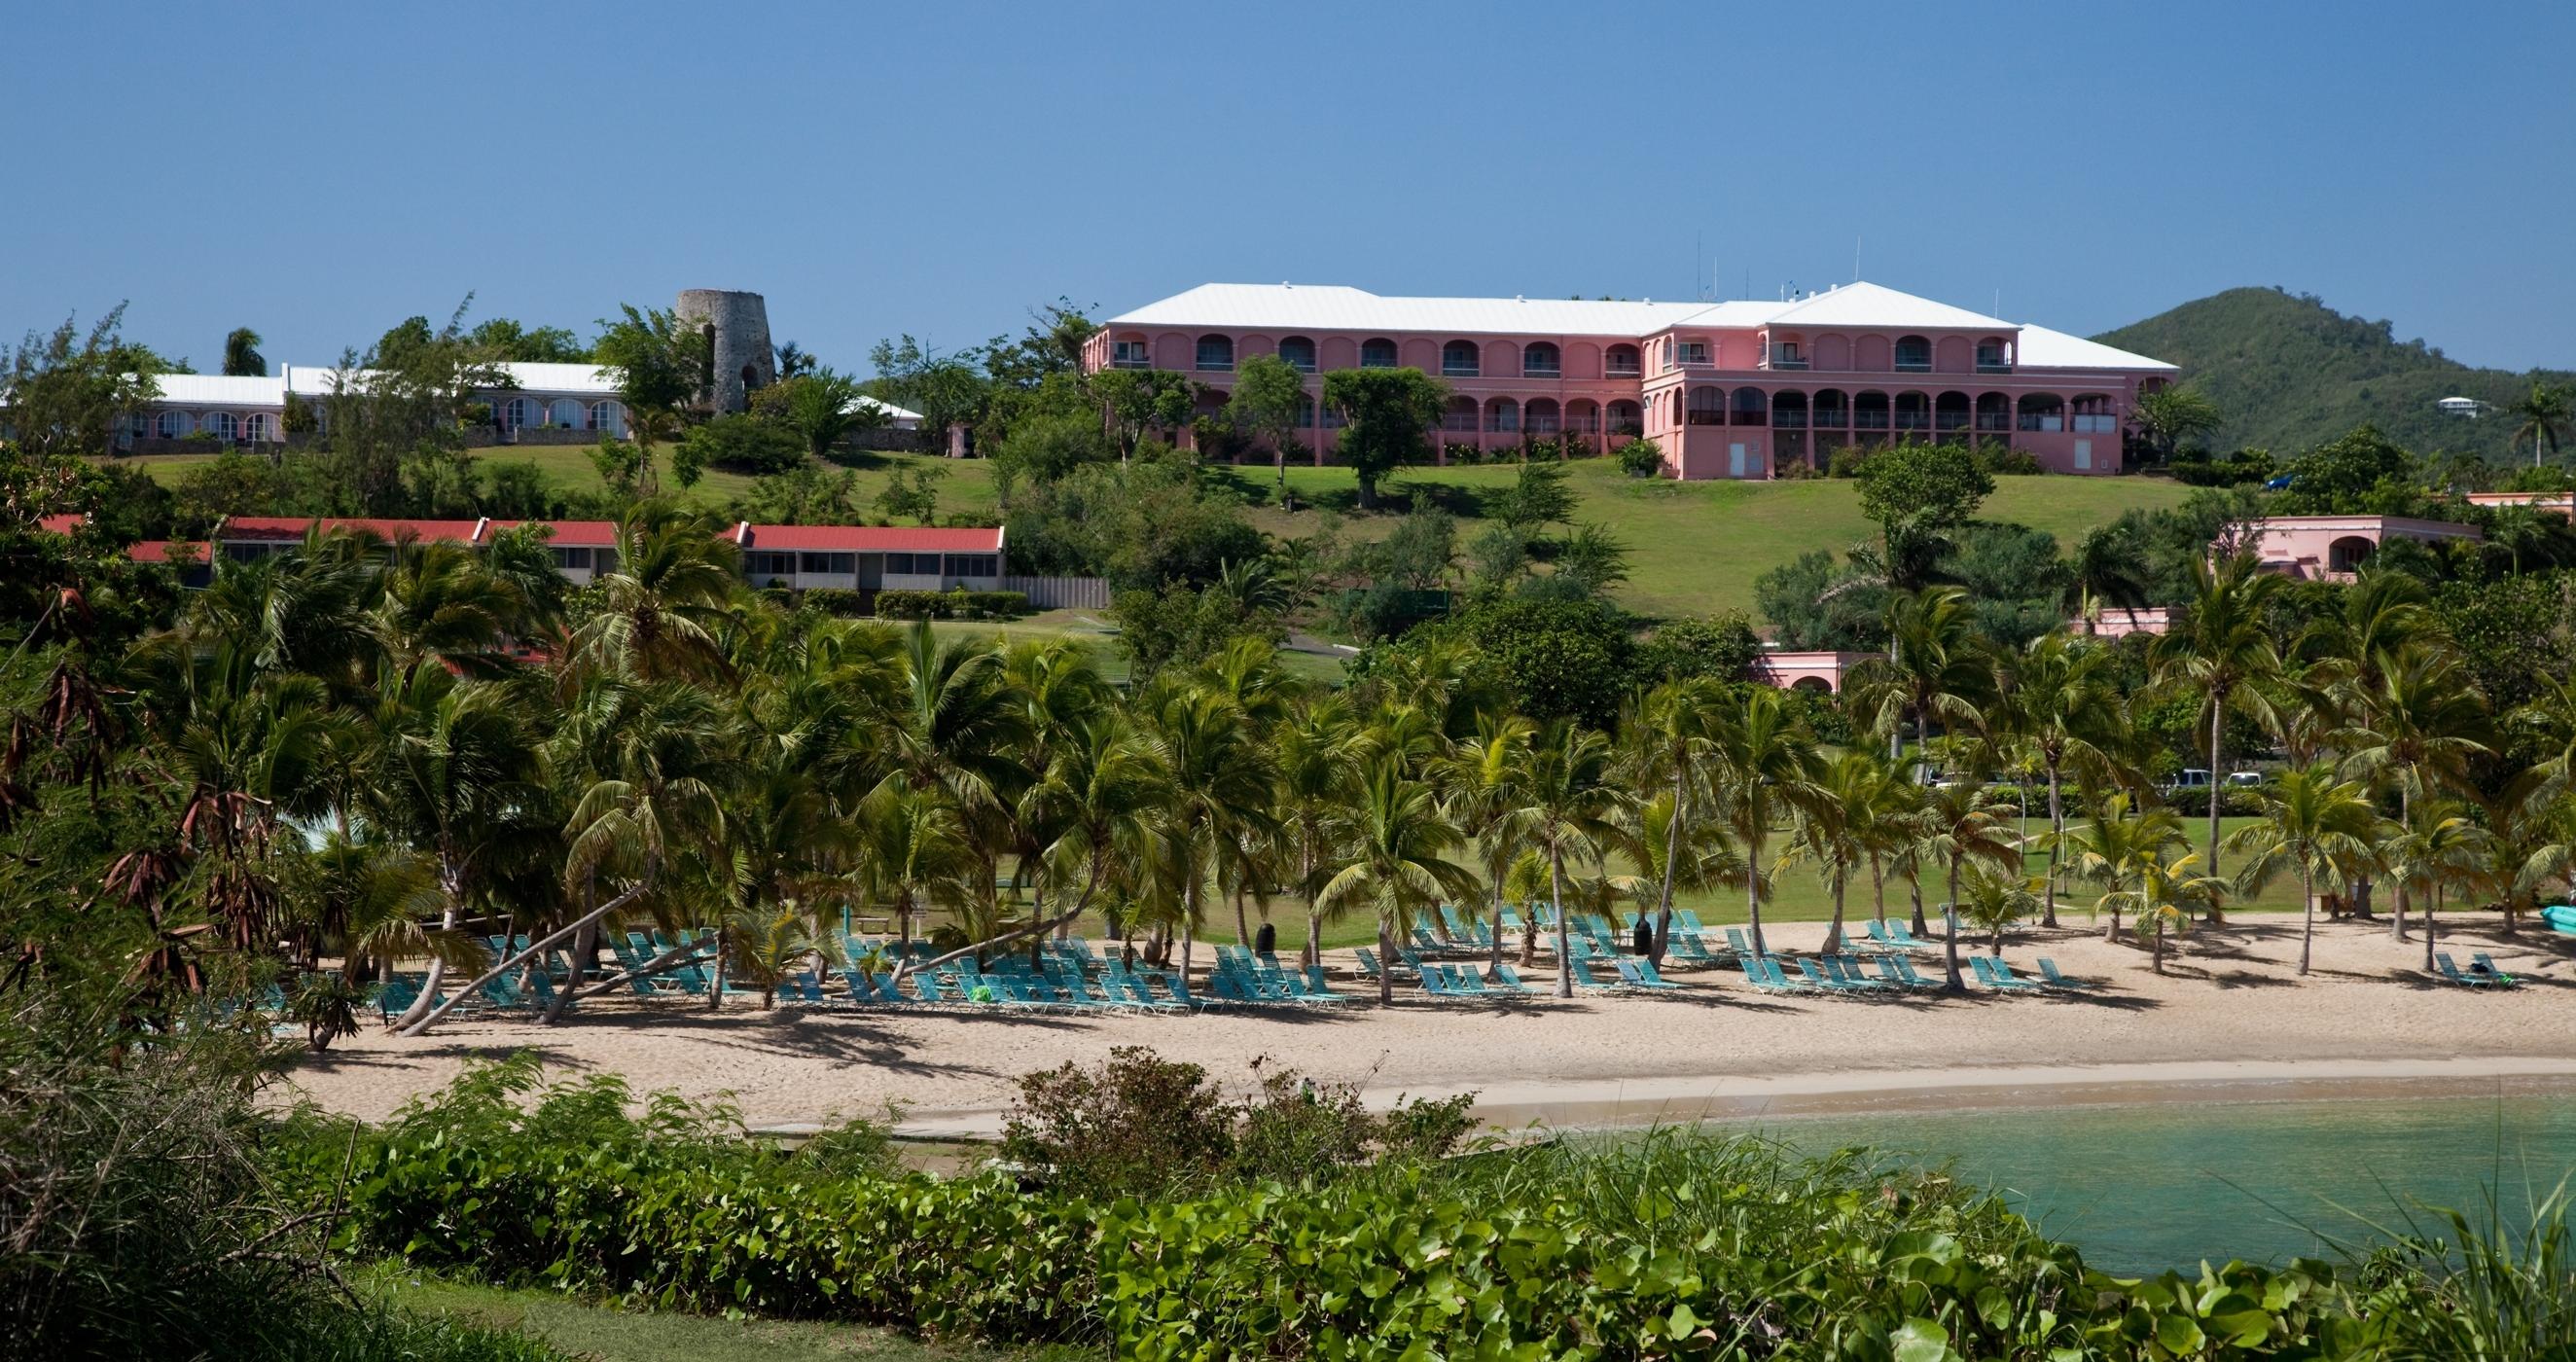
[[675, 288, 774, 413]]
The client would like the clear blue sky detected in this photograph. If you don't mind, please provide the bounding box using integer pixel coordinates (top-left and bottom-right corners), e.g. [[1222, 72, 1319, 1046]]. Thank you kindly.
[[6, 2, 2570, 375]]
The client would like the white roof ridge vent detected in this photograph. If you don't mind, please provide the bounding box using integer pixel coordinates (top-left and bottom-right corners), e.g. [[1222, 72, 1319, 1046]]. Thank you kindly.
[[1515, 294, 1523, 302]]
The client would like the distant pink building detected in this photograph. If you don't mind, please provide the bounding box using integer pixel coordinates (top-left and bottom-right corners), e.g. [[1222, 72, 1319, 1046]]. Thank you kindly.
[[2240, 516, 2483, 582], [2072, 604, 2172, 639], [1750, 648, 1878, 693], [1083, 281, 2177, 480], [2466, 491, 2574, 518]]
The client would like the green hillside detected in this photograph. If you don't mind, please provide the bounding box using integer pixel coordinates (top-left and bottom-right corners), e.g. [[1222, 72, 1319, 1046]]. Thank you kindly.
[[2093, 286, 2572, 461]]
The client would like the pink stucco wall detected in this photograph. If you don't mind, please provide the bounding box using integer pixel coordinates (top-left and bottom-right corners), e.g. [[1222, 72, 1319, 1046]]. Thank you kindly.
[[2241, 517, 2484, 581], [1084, 315, 2162, 482], [1749, 649, 1878, 693]]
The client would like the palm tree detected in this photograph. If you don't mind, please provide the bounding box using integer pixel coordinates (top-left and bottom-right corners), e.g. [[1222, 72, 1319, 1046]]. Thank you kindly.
[[1138, 677, 1276, 978], [569, 498, 742, 682], [2067, 521, 2153, 628], [1315, 760, 1481, 1005], [1438, 708, 1535, 975], [1953, 866, 2041, 955], [2504, 380, 2573, 468], [2224, 766, 2381, 975], [2154, 552, 2287, 878], [2130, 385, 2223, 466], [1625, 676, 1730, 965], [1786, 751, 1893, 955], [2051, 793, 2184, 942], [855, 778, 975, 952], [2383, 797, 2491, 974], [1914, 781, 2022, 990], [1850, 587, 1992, 773], [2336, 645, 2491, 941], [1703, 687, 1819, 962], [1495, 719, 1630, 996], [2107, 846, 2224, 974], [1267, 696, 1361, 968], [1998, 632, 2119, 926]]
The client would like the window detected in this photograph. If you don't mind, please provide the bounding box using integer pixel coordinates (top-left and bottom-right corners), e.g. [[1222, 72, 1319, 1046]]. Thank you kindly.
[[1604, 344, 1641, 377], [241, 412, 272, 443], [1976, 340, 2012, 371], [1893, 336, 1932, 372], [588, 401, 626, 436], [156, 411, 186, 439], [549, 398, 584, 428], [1521, 342, 1559, 377], [799, 552, 856, 575], [126, 412, 152, 440], [501, 397, 537, 429], [1296, 393, 1316, 428], [944, 554, 1000, 578], [1111, 340, 1150, 369], [1687, 387, 1724, 426], [1766, 341, 1805, 369], [204, 412, 240, 441], [1441, 340, 1479, 376], [885, 552, 938, 575], [1485, 399, 1519, 433], [1360, 338, 1397, 368], [1606, 400, 1642, 434], [744, 552, 795, 578], [1675, 340, 1709, 366], [550, 546, 594, 570], [1278, 337, 1317, 373], [1195, 335, 1234, 371]]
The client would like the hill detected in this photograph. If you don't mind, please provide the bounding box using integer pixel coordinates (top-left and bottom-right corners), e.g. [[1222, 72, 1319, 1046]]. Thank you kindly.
[[2093, 287, 2573, 461]]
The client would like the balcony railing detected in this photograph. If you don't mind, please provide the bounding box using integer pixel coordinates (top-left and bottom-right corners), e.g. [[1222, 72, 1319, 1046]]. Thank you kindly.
[[1895, 414, 1930, 430], [1894, 356, 1933, 373], [1675, 348, 1711, 366], [1442, 364, 1479, 377], [1440, 413, 1480, 432], [1855, 414, 1891, 430], [1687, 412, 1724, 426], [1521, 365, 1560, 378], [2017, 415, 2065, 433], [1196, 358, 1234, 372], [1976, 361, 2014, 374], [1604, 362, 1641, 377], [2073, 413, 2119, 433], [1812, 410, 1849, 427], [1772, 412, 1808, 429], [1765, 347, 1808, 370], [1526, 416, 1560, 434], [1975, 415, 2012, 432], [1935, 413, 1972, 432], [1111, 355, 1150, 370], [1565, 416, 1599, 433]]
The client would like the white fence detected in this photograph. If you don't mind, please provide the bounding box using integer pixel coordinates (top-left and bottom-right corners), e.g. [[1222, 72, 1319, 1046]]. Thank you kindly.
[[1002, 575, 1111, 610]]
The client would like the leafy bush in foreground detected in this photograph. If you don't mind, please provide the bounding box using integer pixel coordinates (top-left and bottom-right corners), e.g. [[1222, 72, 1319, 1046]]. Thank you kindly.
[[282, 1054, 2493, 1359]]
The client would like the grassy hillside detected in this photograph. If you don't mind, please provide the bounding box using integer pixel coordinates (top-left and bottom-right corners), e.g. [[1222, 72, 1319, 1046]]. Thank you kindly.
[[121, 448, 2191, 624], [2094, 286, 2573, 461]]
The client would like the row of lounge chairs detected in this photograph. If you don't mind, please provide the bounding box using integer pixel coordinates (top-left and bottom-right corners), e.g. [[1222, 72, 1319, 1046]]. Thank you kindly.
[[1735, 950, 2098, 997]]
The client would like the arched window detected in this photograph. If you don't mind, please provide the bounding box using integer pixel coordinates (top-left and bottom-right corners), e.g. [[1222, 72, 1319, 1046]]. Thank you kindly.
[[1521, 342, 1560, 377], [157, 410, 188, 439], [1360, 338, 1398, 368], [1525, 398, 1560, 434], [501, 397, 537, 430], [1606, 400, 1643, 435], [1195, 334, 1234, 371], [1976, 337, 2013, 372], [241, 412, 272, 443], [1894, 392, 1929, 431], [2328, 536, 2376, 574], [1295, 393, 1316, 428], [1441, 340, 1480, 377], [1604, 343, 1640, 377], [1771, 391, 1809, 429], [1894, 335, 1932, 372], [1730, 388, 1770, 425], [1110, 333, 1151, 368], [1853, 391, 1889, 431], [1687, 386, 1724, 426], [1811, 389, 1849, 428], [1278, 336, 1317, 373], [1442, 396, 1480, 433], [1565, 399, 1599, 435], [1934, 391, 1972, 433], [204, 412, 239, 442], [1974, 392, 2011, 432], [2070, 394, 2116, 433], [2015, 394, 2063, 433], [549, 398, 585, 428], [589, 400, 627, 436], [1485, 397, 1519, 433]]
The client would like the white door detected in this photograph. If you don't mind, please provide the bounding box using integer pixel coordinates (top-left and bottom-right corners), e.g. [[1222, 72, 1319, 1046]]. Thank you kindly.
[[2074, 439, 2093, 471], [1729, 443, 1747, 478]]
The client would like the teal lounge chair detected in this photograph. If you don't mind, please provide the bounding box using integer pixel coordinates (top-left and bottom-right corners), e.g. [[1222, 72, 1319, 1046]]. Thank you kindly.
[[1988, 959, 2048, 991], [1737, 959, 1790, 994], [1354, 947, 1383, 978], [1871, 955, 1938, 992], [1302, 964, 1349, 1002], [1568, 956, 1624, 990], [1971, 956, 2040, 993], [1726, 928, 1753, 957], [1796, 958, 1859, 994], [1613, 958, 1680, 990], [1488, 962, 1536, 995], [1666, 931, 1719, 965], [1822, 956, 1891, 991], [2435, 953, 2498, 988], [1759, 957, 1816, 992], [2036, 958, 2097, 990], [1443, 966, 1495, 1000], [1889, 921, 1932, 950]]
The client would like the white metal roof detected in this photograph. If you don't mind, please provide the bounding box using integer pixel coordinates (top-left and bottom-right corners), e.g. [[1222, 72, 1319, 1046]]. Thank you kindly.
[[493, 361, 621, 394], [2010, 324, 2178, 373], [848, 394, 923, 423], [1103, 280, 2045, 339], [146, 373, 286, 407]]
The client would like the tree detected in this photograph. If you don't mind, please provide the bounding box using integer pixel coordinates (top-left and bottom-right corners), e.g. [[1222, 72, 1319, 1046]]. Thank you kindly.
[[1849, 587, 1993, 771], [1494, 459, 1576, 530], [2130, 385, 2224, 466], [221, 328, 266, 377], [753, 369, 884, 459], [569, 499, 742, 683], [2110, 846, 2224, 974], [1226, 354, 1309, 506], [467, 318, 589, 363], [2382, 797, 2489, 974], [874, 465, 945, 525], [1705, 686, 1820, 960], [1998, 632, 2120, 926], [2225, 766, 2380, 975], [1090, 367, 1199, 462], [1135, 675, 1275, 976], [676, 413, 806, 480], [1788, 750, 1901, 957], [593, 304, 711, 481], [1321, 368, 1448, 509], [867, 336, 989, 453], [2153, 552, 2286, 878], [2504, 380, 2573, 469], [1914, 781, 2021, 991], [1625, 677, 1730, 966], [2, 307, 163, 460], [1853, 442, 1992, 588], [1495, 720, 1630, 996], [2068, 522, 2154, 627], [773, 340, 818, 379], [2054, 794, 2184, 943], [2335, 644, 2490, 941], [1316, 759, 1481, 1005]]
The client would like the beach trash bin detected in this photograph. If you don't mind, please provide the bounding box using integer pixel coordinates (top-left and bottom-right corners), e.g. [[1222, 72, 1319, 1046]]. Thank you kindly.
[[1255, 921, 1276, 955], [1631, 920, 1654, 956]]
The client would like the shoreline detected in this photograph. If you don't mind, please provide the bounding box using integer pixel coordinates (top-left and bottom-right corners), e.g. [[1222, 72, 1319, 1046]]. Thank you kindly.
[[878, 1055, 2576, 1140]]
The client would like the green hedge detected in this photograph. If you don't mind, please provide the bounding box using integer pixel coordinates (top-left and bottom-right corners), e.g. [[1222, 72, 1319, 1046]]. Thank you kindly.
[[296, 1061, 2396, 1359], [801, 587, 870, 617], [873, 589, 1029, 621]]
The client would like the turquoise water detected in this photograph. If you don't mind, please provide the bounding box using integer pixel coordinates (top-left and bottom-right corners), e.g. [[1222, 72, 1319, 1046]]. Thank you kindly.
[[1740, 1092, 2576, 1275]]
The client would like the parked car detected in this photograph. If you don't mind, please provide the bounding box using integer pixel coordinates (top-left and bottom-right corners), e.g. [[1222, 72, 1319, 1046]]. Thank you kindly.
[[2167, 769, 2213, 791], [2226, 771, 2265, 788]]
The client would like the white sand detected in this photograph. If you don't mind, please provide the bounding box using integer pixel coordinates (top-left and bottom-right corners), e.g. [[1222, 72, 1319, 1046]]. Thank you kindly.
[[279, 918, 2576, 1135]]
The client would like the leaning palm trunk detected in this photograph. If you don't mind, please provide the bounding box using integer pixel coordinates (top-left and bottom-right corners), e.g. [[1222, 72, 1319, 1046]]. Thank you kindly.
[[1940, 856, 1965, 991], [397, 857, 467, 1029], [2042, 765, 2063, 928], [2298, 870, 2316, 976], [402, 879, 652, 1036], [2421, 886, 2441, 971], [1651, 771, 1686, 969], [901, 861, 1105, 982], [1377, 919, 1398, 1005], [1818, 869, 1846, 956], [706, 926, 728, 1011], [1745, 834, 1769, 959], [2205, 698, 2226, 878], [2391, 789, 2412, 943]]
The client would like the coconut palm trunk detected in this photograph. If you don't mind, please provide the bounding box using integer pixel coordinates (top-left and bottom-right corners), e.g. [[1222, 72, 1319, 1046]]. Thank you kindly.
[[2205, 699, 2226, 878], [1549, 844, 1573, 998], [1377, 920, 1398, 1005], [2042, 764, 2063, 928], [1651, 770, 1685, 968], [1819, 869, 1846, 957], [2298, 867, 2316, 976], [1941, 854, 1966, 991], [397, 856, 468, 1028], [1745, 833, 1769, 960]]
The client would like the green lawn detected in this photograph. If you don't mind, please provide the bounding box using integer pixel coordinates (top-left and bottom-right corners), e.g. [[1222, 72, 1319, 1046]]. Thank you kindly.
[[1212, 458, 2198, 622], [374, 1271, 1090, 1361]]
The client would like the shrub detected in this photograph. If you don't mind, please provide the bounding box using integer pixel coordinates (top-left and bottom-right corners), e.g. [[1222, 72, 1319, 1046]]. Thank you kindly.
[[1442, 442, 1482, 465], [1979, 446, 2046, 476], [873, 590, 948, 620], [802, 586, 868, 617], [1613, 437, 1664, 479], [1828, 445, 1871, 478]]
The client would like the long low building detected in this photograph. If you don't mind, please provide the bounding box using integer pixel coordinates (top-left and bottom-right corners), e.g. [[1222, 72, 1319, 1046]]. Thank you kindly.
[[1084, 279, 2177, 479]]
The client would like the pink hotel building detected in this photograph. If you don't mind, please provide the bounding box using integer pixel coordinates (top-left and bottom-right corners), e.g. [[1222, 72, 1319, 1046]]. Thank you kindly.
[[1082, 281, 2177, 479]]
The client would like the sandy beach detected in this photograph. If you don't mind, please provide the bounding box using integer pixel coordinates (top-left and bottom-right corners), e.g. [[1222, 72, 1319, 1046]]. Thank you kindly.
[[281, 918, 2576, 1136]]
